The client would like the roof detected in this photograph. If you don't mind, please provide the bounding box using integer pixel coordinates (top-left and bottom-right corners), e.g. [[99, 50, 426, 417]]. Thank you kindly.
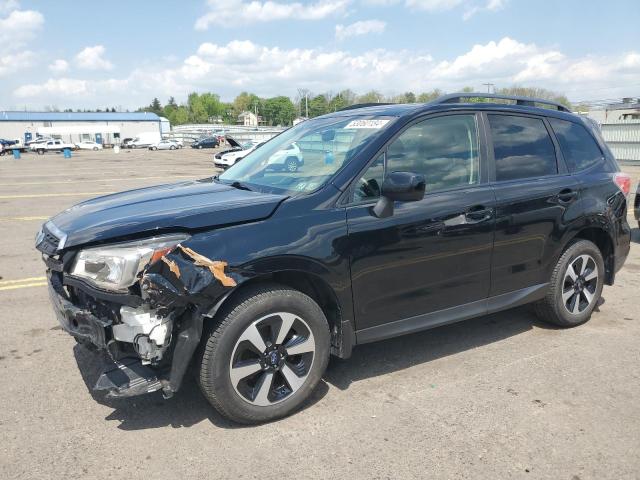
[[0, 111, 161, 122]]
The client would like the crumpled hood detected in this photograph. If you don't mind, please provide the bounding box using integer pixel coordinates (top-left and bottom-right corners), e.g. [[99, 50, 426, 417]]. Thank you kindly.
[[48, 178, 286, 248]]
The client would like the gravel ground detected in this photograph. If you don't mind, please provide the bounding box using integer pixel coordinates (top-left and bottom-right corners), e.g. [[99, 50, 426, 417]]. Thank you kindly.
[[1, 148, 639, 480]]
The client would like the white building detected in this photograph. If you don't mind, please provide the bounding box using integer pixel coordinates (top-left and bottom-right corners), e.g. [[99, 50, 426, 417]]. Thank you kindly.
[[0, 111, 164, 145], [237, 111, 259, 127]]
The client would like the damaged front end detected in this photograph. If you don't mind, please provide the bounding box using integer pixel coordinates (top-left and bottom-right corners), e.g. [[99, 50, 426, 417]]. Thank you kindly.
[[37, 223, 237, 399]]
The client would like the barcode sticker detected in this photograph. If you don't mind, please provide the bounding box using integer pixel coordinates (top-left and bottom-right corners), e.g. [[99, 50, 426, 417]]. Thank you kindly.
[[345, 119, 390, 129]]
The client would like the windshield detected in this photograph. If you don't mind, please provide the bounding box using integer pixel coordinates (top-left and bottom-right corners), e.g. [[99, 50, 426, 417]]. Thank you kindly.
[[218, 115, 395, 194]]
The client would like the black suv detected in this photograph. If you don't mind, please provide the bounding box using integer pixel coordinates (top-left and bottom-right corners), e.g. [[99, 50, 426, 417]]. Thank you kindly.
[[37, 94, 631, 424]]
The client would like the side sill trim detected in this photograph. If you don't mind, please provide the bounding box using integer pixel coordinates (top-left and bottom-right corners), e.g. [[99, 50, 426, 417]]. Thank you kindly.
[[355, 283, 548, 345]]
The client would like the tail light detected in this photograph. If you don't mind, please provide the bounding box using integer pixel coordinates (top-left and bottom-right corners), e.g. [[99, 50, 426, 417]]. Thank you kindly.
[[613, 172, 631, 196]]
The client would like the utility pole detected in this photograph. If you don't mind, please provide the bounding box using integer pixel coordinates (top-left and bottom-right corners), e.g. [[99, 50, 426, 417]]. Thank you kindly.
[[297, 88, 310, 118], [483, 83, 495, 94]]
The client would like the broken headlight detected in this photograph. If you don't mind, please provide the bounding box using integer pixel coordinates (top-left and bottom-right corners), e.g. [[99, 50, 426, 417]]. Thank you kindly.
[[70, 234, 189, 292]]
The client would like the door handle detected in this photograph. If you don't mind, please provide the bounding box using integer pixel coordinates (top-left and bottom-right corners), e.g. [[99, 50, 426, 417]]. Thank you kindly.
[[465, 205, 493, 223], [556, 188, 578, 203]]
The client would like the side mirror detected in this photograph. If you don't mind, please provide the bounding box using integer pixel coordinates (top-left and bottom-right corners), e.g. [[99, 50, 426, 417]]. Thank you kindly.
[[373, 171, 426, 218], [321, 129, 336, 142]]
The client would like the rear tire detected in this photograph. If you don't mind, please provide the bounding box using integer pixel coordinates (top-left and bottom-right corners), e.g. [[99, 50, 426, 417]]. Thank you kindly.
[[198, 284, 330, 424], [534, 239, 604, 327]]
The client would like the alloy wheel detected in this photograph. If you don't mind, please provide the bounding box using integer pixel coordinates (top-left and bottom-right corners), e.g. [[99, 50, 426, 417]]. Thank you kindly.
[[562, 254, 598, 314], [229, 312, 315, 406]]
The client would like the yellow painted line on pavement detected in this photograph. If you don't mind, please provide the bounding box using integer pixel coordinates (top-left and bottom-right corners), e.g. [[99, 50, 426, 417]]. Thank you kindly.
[[0, 282, 47, 291], [0, 191, 115, 199], [0, 216, 49, 222], [0, 175, 197, 186], [0, 276, 46, 285], [0, 169, 210, 179]]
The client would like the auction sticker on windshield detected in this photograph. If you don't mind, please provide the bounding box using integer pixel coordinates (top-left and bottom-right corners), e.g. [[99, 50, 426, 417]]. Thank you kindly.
[[345, 119, 390, 129]]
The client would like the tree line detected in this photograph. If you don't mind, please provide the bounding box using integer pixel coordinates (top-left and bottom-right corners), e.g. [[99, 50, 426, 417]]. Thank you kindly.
[[135, 86, 572, 127]]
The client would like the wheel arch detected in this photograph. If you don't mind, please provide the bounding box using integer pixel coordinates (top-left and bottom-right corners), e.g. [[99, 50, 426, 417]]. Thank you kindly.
[[205, 269, 353, 358], [562, 226, 615, 285]]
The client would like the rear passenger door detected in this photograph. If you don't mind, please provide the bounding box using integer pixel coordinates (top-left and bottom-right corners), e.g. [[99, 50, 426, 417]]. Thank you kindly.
[[485, 112, 580, 297]]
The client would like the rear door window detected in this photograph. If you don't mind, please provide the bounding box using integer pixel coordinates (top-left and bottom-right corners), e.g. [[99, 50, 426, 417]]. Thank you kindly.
[[549, 118, 603, 172], [488, 114, 558, 182]]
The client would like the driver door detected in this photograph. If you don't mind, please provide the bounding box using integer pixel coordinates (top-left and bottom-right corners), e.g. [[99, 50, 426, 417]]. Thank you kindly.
[[345, 113, 496, 338]]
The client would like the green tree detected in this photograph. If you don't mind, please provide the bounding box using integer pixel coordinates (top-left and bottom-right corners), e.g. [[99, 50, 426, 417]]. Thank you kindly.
[[233, 92, 261, 117], [262, 96, 296, 126], [416, 89, 443, 102], [308, 95, 329, 117], [148, 97, 163, 115], [329, 93, 349, 112], [496, 86, 572, 109], [357, 90, 384, 104]]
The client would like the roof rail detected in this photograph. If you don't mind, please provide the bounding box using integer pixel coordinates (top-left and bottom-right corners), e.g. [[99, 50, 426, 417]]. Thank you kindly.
[[339, 103, 394, 111], [430, 93, 571, 112]]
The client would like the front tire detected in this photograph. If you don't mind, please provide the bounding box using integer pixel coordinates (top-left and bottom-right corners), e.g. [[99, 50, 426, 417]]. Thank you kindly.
[[534, 239, 604, 327], [198, 284, 330, 424], [284, 157, 298, 172]]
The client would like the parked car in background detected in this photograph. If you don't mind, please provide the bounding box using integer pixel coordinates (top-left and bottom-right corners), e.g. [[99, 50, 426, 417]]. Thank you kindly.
[[0, 138, 18, 147], [213, 141, 263, 168], [263, 142, 305, 172], [634, 182, 639, 228], [191, 137, 219, 149], [130, 132, 162, 149], [75, 141, 103, 151], [31, 139, 76, 154], [213, 136, 244, 160], [149, 140, 179, 151], [36, 93, 631, 424], [26, 136, 53, 147], [121, 138, 134, 148]]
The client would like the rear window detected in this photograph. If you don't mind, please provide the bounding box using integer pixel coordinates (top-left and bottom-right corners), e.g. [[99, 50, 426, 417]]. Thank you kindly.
[[549, 118, 603, 172], [489, 114, 558, 182]]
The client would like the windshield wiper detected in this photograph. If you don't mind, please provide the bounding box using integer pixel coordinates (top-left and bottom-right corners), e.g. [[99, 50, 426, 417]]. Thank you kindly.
[[229, 180, 253, 191]]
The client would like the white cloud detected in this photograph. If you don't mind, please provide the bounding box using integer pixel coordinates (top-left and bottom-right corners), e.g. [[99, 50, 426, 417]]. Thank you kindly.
[[14, 78, 89, 98], [0, 8, 44, 53], [49, 59, 69, 74], [0, 3, 43, 76], [335, 19, 386, 40], [195, 0, 349, 29], [11, 37, 640, 107], [363, 0, 506, 19], [75, 45, 113, 70], [405, 0, 463, 11], [432, 37, 535, 79], [463, 0, 506, 20], [0, 50, 34, 76], [0, 0, 19, 15]]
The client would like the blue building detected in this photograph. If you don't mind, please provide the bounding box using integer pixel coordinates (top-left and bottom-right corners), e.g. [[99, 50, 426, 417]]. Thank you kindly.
[[0, 111, 164, 146]]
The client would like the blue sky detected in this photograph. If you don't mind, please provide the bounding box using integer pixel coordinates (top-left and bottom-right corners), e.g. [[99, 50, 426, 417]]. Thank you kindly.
[[1, 0, 639, 110]]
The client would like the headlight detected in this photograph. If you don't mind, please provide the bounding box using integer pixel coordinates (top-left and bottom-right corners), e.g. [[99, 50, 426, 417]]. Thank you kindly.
[[70, 234, 189, 291]]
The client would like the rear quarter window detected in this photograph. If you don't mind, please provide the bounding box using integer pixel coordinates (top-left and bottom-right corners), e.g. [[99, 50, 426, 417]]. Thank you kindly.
[[549, 118, 603, 172]]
